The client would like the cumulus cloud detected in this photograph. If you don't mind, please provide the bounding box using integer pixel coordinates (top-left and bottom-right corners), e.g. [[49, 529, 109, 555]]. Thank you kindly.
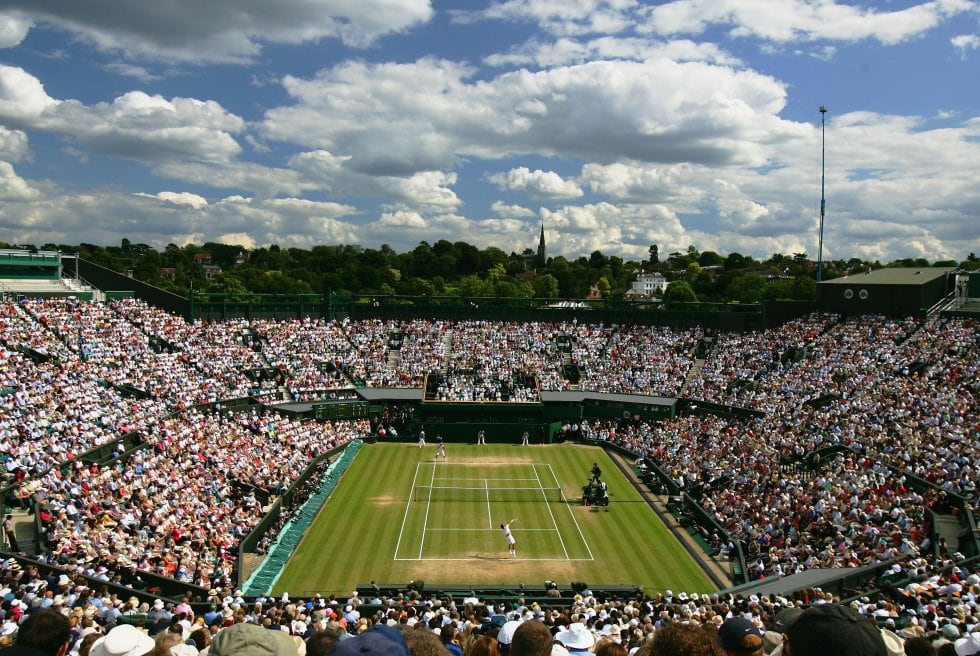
[[0, 184, 363, 250], [0, 12, 31, 48], [490, 201, 535, 218], [215, 233, 257, 249], [135, 191, 210, 209], [0, 161, 37, 201], [2, 0, 433, 63], [486, 167, 583, 200], [638, 0, 973, 45], [0, 66, 244, 165], [453, 0, 636, 37], [379, 210, 427, 228], [262, 56, 796, 176], [0, 127, 29, 162], [485, 36, 741, 68], [951, 33, 980, 58]]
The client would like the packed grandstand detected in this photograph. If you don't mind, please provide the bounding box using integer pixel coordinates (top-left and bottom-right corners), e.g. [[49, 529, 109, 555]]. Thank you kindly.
[[0, 295, 977, 655]]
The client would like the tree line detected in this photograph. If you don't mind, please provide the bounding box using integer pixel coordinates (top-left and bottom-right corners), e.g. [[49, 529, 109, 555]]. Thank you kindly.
[[9, 239, 978, 305]]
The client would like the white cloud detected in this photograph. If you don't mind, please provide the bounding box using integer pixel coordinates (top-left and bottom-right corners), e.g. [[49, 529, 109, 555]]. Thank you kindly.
[[0, 66, 245, 165], [215, 233, 256, 249], [490, 201, 536, 218], [0, 12, 31, 48], [379, 210, 427, 228], [0, 126, 29, 162], [104, 62, 163, 82], [0, 161, 37, 201], [0, 186, 363, 250], [4, 0, 434, 63], [262, 56, 795, 176], [486, 167, 583, 200], [951, 33, 980, 58], [454, 0, 638, 37], [0, 65, 57, 117], [485, 36, 740, 68], [135, 191, 210, 209], [638, 0, 973, 45]]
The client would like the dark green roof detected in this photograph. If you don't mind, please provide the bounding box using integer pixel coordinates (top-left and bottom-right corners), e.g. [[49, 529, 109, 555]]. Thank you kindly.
[[821, 267, 956, 285]]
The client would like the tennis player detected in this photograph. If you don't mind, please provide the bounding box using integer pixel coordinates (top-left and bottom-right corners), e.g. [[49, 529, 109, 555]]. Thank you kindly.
[[435, 437, 446, 460], [500, 518, 518, 557]]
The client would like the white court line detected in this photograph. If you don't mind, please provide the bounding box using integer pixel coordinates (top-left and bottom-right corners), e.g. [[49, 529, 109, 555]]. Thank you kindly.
[[394, 557, 596, 562], [424, 527, 558, 531], [393, 462, 422, 560], [485, 479, 492, 528], [548, 463, 594, 560], [437, 476, 540, 482], [401, 460, 594, 561], [417, 459, 438, 559], [533, 464, 569, 560]]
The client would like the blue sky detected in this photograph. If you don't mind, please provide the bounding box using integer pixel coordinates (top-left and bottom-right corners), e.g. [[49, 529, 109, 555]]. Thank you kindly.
[[0, 0, 977, 263]]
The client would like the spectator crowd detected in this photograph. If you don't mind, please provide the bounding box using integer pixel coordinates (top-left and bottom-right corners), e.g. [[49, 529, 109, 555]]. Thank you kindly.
[[0, 296, 976, 656]]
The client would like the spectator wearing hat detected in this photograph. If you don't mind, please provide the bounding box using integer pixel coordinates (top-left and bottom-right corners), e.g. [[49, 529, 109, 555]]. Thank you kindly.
[[764, 607, 804, 656], [555, 624, 595, 656], [0, 610, 71, 656], [332, 626, 408, 656], [89, 625, 155, 656], [953, 634, 980, 656], [719, 618, 764, 656], [210, 624, 297, 656], [784, 605, 886, 656]]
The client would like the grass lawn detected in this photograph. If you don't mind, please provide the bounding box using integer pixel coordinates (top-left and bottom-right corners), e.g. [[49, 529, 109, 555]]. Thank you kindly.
[[274, 442, 712, 597]]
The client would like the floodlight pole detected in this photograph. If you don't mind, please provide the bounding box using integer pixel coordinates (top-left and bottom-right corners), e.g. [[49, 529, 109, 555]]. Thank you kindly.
[[817, 105, 827, 283]]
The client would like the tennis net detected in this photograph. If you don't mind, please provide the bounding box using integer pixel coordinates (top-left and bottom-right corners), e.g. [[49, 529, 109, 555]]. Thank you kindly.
[[412, 484, 565, 503]]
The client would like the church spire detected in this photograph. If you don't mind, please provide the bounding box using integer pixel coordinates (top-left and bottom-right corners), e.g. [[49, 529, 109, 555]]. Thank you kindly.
[[537, 222, 546, 262]]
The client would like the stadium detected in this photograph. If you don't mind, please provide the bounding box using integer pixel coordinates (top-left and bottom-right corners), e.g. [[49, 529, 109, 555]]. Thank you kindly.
[[1, 249, 978, 654]]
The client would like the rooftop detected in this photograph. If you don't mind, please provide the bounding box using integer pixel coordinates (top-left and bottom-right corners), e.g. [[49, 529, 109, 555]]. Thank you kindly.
[[820, 266, 956, 285]]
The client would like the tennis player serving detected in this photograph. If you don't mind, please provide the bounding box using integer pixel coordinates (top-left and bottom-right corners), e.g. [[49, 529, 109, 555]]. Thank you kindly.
[[500, 518, 518, 557]]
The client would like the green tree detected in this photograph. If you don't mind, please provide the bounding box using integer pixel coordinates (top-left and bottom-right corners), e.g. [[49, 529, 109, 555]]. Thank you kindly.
[[692, 271, 714, 299], [792, 275, 816, 300], [698, 251, 724, 267], [532, 274, 559, 298], [454, 274, 493, 298], [728, 274, 766, 303], [132, 249, 163, 281], [664, 280, 697, 304], [595, 276, 612, 298]]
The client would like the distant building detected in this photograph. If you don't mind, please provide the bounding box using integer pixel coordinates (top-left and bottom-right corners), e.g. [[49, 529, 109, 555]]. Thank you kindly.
[[160, 267, 177, 279], [817, 267, 956, 317], [200, 264, 222, 280], [629, 272, 668, 297]]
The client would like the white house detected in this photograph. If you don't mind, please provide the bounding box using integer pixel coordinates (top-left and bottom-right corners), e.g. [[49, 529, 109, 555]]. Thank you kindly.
[[629, 272, 668, 296]]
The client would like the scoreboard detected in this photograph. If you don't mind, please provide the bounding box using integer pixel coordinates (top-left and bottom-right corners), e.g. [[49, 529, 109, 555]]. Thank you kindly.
[[312, 401, 370, 421]]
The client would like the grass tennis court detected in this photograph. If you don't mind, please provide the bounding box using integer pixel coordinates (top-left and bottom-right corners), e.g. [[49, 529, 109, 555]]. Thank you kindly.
[[274, 442, 712, 596], [395, 460, 591, 561]]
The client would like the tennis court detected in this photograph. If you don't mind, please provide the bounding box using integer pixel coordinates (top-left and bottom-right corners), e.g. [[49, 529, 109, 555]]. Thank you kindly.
[[394, 460, 593, 561]]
